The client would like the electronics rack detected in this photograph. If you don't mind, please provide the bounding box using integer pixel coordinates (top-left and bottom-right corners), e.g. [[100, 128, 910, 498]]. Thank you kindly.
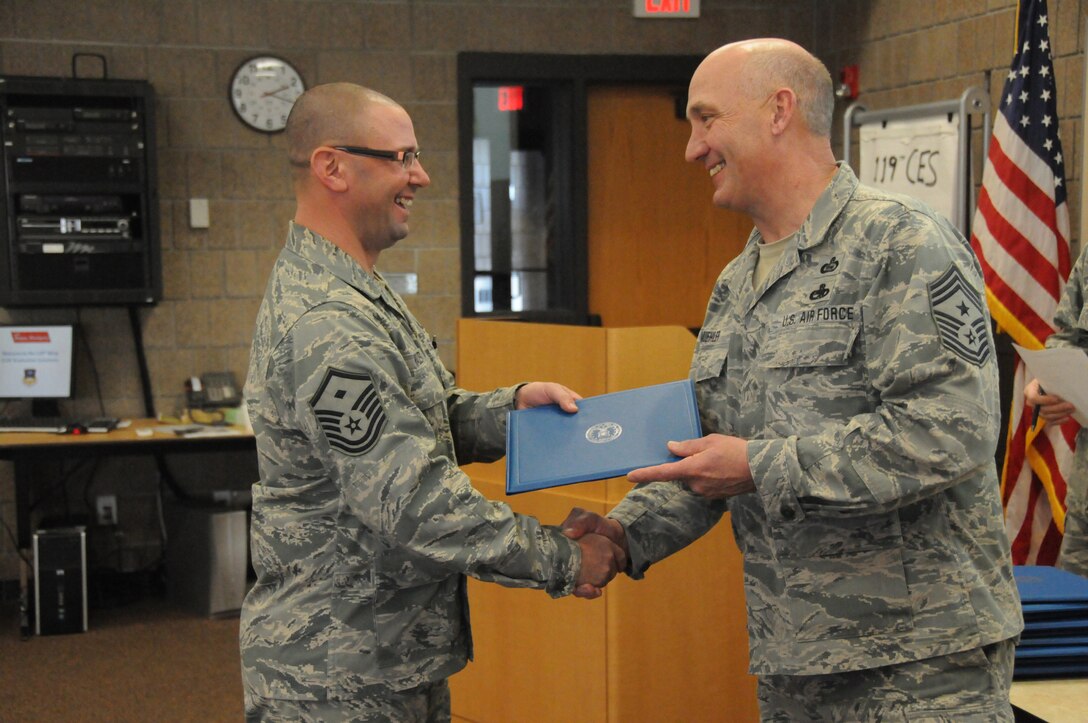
[[0, 75, 160, 306]]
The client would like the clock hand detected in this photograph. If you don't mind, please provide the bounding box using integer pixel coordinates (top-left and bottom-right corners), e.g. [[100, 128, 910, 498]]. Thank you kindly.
[[260, 84, 290, 98]]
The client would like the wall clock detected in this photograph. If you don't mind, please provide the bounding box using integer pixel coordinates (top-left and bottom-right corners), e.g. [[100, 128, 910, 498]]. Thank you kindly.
[[229, 56, 305, 133]]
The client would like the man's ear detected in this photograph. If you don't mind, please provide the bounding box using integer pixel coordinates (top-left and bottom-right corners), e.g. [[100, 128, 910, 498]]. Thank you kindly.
[[310, 147, 349, 192], [768, 88, 796, 136]]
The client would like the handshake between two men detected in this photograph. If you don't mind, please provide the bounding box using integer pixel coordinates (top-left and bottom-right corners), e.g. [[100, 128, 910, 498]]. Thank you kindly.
[[517, 382, 756, 600]]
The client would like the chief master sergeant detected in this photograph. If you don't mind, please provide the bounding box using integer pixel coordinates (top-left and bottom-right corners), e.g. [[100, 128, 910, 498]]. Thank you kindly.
[[240, 83, 624, 722], [564, 39, 1023, 720]]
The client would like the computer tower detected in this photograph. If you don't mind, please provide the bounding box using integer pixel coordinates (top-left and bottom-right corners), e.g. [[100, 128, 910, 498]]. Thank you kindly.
[[32, 526, 88, 635], [165, 503, 248, 617]]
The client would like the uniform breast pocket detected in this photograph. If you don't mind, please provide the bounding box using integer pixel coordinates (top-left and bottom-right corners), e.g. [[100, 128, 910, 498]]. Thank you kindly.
[[761, 321, 865, 431], [692, 344, 729, 432]]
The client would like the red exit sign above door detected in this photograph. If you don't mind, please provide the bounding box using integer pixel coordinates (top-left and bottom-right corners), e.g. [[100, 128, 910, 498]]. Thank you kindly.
[[632, 0, 699, 18]]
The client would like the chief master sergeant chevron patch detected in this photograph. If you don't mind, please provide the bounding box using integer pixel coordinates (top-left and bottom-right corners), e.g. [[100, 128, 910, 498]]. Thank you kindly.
[[928, 263, 992, 367]]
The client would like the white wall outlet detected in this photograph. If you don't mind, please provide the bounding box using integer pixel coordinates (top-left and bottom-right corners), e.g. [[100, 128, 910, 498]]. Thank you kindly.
[[96, 495, 118, 525]]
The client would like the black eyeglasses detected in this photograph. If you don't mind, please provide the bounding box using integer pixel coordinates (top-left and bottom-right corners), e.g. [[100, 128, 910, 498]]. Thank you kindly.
[[332, 146, 421, 170]]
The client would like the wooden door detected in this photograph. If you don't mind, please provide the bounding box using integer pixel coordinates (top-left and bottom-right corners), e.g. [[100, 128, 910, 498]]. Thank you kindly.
[[587, 86, 750, 328]]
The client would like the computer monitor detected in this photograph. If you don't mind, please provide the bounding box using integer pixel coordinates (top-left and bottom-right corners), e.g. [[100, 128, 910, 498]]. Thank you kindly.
[[0, 324, 74, 418]]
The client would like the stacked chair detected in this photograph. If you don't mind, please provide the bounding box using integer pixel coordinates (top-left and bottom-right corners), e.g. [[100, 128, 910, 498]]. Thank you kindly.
[[1013, 565, 1088, 679]]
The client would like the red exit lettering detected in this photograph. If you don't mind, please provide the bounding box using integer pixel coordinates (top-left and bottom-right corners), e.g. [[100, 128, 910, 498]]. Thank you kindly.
[[498, 86, 524, 112], [645, 0, 690, 12]]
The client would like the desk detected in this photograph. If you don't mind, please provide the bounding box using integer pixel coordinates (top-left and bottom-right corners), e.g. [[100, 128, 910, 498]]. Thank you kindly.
[[0, 420, 255, 550]]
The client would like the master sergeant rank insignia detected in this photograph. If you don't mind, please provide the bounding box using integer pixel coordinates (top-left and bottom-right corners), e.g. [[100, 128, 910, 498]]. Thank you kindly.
[[928, 264, 991, 367], [310, 368, 386, 455]]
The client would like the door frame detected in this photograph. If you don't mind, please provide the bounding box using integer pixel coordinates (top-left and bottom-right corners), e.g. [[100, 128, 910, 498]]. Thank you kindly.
[[457, 53, 703, 322]]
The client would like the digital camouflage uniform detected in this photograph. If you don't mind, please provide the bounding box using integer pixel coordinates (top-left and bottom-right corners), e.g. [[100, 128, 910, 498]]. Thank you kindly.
[[1049, 243, 1088, 577], [241, 223, 580, 715], [608, 165, 1023, 718]]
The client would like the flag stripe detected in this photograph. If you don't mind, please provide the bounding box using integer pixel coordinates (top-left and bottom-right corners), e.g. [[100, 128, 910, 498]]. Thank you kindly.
[[988, 116, 1065, 236], [975, 181, 1060, 297]]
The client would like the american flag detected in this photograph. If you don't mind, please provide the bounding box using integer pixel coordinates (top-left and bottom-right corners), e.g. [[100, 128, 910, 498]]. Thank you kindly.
[[970, 0, 1077, 565]]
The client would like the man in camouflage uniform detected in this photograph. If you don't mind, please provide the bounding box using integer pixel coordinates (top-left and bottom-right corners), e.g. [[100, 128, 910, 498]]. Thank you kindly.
[[1026, 243, 1088, 577], [241, 83, 625, 722], [564, 39, 1023, 720]]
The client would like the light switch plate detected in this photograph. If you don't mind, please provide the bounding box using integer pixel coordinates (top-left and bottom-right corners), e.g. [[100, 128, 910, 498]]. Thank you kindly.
[[189, 198, 210, 229]]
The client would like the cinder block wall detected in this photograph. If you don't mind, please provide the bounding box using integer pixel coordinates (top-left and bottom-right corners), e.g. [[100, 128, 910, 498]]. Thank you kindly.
[[0, 0, 1083, 586]]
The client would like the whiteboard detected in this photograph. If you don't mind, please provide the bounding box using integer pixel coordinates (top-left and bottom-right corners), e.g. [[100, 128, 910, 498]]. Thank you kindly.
[[859, 116, 959, 226], [842, 87, 989, 236]]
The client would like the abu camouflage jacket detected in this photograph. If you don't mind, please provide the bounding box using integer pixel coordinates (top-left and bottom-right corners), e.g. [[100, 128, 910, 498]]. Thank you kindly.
[[240, 223, 579, 700], [610, 165, 1023, 676]]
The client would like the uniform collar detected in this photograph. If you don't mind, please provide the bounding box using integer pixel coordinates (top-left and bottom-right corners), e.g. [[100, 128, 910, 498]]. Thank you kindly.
[[744, 162, 858, 253], [796, 162, 857, 251], [286, 221, 390, 303]]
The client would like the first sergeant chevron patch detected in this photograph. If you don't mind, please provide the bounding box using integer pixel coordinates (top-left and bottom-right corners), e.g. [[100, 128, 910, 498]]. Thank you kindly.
[[928, 264, 992, 367], [310, 368, 387, 455]]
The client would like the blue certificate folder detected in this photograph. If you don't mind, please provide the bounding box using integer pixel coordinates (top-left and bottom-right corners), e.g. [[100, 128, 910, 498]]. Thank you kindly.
[[505, 379, 702, 495]]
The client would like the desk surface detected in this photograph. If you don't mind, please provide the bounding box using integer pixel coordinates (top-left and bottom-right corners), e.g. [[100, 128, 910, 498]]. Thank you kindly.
[[0, 419, 254, 455], [2, 419, 256, 550]]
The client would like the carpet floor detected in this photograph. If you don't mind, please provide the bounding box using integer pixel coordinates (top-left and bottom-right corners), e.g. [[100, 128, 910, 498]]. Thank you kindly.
[[0, 593, 242, 722]]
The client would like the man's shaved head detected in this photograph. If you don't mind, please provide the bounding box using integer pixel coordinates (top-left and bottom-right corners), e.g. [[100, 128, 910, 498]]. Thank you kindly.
[[699, 38, 834, 138], [286, 83, 401, 168]]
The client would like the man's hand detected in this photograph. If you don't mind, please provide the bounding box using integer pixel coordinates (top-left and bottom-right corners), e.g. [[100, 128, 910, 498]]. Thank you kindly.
[[573, 533, 626, 600], [562, 507, 628, 598], [515, 382, 581, 412], [1025, 378, 1076, 427], [627, 433, 754, 499]]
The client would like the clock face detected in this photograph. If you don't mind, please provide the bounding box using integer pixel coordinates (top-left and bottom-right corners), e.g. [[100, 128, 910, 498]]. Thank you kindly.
[[229, 56, 305, 133]]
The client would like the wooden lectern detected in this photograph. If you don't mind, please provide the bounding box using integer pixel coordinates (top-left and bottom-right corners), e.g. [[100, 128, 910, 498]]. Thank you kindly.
[[451, 318, 758, 723]]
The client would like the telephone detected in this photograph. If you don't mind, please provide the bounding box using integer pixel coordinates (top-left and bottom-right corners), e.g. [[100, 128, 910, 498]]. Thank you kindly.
[[186, 371, 242, 409]]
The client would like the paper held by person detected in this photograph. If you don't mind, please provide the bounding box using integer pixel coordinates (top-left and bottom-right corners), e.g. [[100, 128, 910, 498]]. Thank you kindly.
[[1013, 344, 1088, 427]]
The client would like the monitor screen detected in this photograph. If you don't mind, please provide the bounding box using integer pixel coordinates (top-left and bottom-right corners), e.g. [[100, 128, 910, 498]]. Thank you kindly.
[[0, 325, 74, 400]]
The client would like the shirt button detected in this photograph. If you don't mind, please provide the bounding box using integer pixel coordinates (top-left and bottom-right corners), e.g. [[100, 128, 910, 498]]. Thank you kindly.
[[780, 505, 796, 520]]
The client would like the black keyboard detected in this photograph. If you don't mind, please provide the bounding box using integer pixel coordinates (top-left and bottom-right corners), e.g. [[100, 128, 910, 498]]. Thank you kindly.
[[0, 417, 68, 433], [0, 417, 121, 434]]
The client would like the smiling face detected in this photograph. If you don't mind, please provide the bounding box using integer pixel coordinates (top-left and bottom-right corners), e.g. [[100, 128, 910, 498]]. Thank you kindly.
[[343, 102, 431, 259], [684, 47, 773, 216]]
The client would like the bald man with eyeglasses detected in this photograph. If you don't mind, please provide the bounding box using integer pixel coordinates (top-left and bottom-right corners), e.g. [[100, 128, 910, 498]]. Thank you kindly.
[[240, 83, 626, 722]]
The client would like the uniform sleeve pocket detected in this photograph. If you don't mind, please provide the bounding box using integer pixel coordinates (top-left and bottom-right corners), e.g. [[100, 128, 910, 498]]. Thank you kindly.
[[407, 366, 446, 412]]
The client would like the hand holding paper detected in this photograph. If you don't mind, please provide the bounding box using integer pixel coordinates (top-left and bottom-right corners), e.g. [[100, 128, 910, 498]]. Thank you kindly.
[[1025, 378, 1078, 428], [1014, 345, 1088, 426]]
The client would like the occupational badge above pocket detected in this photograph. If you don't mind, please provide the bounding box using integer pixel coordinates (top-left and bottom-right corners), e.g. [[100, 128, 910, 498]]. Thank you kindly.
[[928, 264, 991, 367], [310, 367, 387, 455]]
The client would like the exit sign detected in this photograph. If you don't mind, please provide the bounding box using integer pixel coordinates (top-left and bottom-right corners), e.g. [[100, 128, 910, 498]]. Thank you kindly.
[[633, 0, 700, 18]]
